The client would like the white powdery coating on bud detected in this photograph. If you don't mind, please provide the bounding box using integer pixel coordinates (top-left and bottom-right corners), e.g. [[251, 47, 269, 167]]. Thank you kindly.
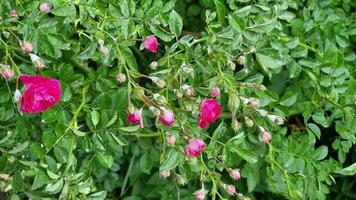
[[240, 97, 250, 104], [181, 84, 194, 96], [250, 98, 260, 108], [149, 106, 161, 116], [29, 53, 40, 63], [3, 31, 10, 38], [160, 170, 170, 178], [257, 126, 266, 133], [256, 109, 268, 116], [232, 119, 240, 131], [153, 93, 160, 100], [227, 60, 236, 70], [173, 89, 183, 98], [98, 39, 105, 46], [237, 55, 246, 65], [175, 174, 187, 185], [116, 73, 126, 83], [149, 61, 158, 69], [14, 89, 21, 103], [34, 59, 45, 70], [156, 79, 166, 88], [100, 46, 109, 56], [244, 117, 254, 127]]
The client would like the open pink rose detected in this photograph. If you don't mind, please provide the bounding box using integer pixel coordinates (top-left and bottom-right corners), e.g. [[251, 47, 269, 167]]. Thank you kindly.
[[185, 139, 206, 157], [127, 108, 144, 128], [198, 98, 222, 129], [144, 35, 158, 53], [20, 75, 61, 113]]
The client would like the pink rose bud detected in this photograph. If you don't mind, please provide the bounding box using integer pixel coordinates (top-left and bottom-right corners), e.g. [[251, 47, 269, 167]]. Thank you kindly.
[[166, 133, 176, 145], [127, 108, 143, 128], [10, 9, 17, 17], [39, 2, 52, 13], [100, 46, 109, 56], [116, 73, 126, 83], [227, 184, 237, 195], [227, 168, 241, 181], [159, 109, 175, 126], [0, 65, 14, 80], [182, 84, 195, 96], [185, 139, 206, 157], [35, 59, 45, 70], [20, 75, 62, 113], [144, 35, 158, 53], [210, 86, 220, 97], [160, 170, 170, 179], [198, 98, 222, 129], [194, 189, 208, 200], [249, 98, 260, 108], [260, 131, 271, 143], [22, 41, 33, 54]]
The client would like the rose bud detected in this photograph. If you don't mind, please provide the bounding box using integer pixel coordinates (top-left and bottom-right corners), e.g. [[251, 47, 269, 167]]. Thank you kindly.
[[249, 98, 260, 108], [19, 75, 61, 113], [100, 46, 109, 56], [160, 170, 170, 179], [198, 98, 222, 129], [153, 93, 167, 105], [226, 184, 237, 196], [10, 9, 17, 17], [159, 109, 175, 126], [185, 139, 206, 157], [144, 35, 158, 53], [166, 133, 176, 145], [14, 89, 21, 103], [149, 106, 160, 116], [210, 86, 220, 97], [227, 60, 236, 71], [227, 168, 241, 181], [149, 61, 158, 69], [237, 55, 246, 65], [21, 41, 33, 54], [39, 2, 52, 13], [175, 174, 187, 185], [194, 189, 208, 200], [260, 131, 271, 143], [232, 119, 241, 132], [181, 84, 194, 96], [127, 108, 143, 128], [0, 65, 14, 80], [244, 117, 254, 127], [116, 73, 126, 83]]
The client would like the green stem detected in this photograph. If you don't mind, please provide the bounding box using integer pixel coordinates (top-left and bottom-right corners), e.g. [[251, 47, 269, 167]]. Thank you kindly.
[[120, 154, 136, 196]]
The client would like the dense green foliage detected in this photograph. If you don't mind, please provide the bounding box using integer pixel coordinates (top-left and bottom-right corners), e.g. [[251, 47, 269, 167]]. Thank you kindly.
[[0, 0, 355, 199]]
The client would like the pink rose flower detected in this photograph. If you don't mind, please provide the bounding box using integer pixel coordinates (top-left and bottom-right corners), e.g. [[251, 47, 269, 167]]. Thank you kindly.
[[144, 35, 158, 53], [210, 86, 220, 97], [22, 41, 33, 54], [10, 9, 17, 17], [194, 189, 207, 200], [198, 98, 222, 129], [185, 139, 206, 157], [127, 108, 143, 128], [20, 75, 61, 113], [159, 109, 175, 126], [39, 2, 52, 13]]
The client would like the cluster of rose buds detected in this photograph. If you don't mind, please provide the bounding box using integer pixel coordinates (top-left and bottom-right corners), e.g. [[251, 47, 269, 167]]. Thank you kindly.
[[144, 35, 158, 53], [0, 64, 14, 80], [39, 2, 52, 13], [128, 107, 175, 128], [198, 99, 222, 129]]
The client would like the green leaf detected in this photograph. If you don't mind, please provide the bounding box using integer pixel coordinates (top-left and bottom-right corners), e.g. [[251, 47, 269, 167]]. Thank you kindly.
[[120, 0, 135, 17], [279, 91, 298, 107], [44, 178, 64, 194], [119, 125, 140, 132], [169, 10, 183, 36], [230, 147, 258, 163], [214, 0, 226, 23], [160, 149, 182, 171], [228, 14, 244, 32], [9, 141, 30, 154], [87, 191, 107, 200], [307, 123, 321, 139], [109, 132, 127, 146], [32, 170, 47, 190], [334, 162, 356, 176], [96, 152, 113, 168], [91, 110, 100, 127], [72, 129, 86, 137], [52, 4, 76, 17], [312, 146, 328, 160], [140, 152, 153, 173], [150, 25, 174, 42], [118, 45, 137, 71]]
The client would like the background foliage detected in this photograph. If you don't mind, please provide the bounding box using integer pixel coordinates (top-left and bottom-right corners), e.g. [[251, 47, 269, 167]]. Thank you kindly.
[[0, 0, 355, 199]]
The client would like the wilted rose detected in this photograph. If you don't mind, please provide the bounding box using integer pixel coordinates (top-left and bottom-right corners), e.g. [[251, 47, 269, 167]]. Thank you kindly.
[[185, 139, 206, 157]]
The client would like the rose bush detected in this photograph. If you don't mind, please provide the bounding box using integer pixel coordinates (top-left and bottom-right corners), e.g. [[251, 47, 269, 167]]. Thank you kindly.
[[0, 0, 355, 200]]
